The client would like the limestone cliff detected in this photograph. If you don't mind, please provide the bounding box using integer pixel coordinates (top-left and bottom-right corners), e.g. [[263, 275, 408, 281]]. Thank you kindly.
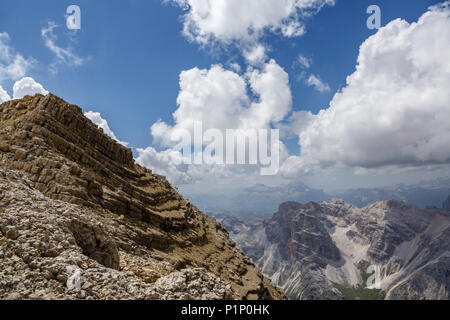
[[0, 94, 285, 300]]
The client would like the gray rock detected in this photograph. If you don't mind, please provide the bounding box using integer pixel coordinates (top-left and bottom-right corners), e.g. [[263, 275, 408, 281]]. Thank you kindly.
[[226, 199, 450, 300]]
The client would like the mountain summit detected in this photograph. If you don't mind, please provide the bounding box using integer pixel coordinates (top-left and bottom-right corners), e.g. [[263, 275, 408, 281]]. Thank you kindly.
[[0, 94, 284, 300]]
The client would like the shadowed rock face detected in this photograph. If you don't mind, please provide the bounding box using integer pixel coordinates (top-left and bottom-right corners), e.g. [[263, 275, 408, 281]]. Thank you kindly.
[[0, 94, 285, 300], [265, 202, 340, 266], [221, 199, 450, 300]]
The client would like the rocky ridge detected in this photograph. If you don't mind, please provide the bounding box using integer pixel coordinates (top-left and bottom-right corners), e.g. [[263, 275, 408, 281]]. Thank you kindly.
[[0, 94, 285, 300]]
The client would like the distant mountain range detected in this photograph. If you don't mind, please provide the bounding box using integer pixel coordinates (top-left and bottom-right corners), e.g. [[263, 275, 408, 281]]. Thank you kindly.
[[189, 181, 328, 219], [334, 178, 450, 209], [214, 199, 450, 300], [202, 178, 450, 221]]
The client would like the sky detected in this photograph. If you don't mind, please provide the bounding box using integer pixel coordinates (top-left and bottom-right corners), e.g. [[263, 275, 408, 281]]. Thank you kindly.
[[1, 0, 450, 204]]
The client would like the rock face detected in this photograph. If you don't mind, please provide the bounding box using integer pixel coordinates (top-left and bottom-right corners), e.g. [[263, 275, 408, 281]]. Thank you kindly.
[[0, 94, 285, 300], [265, 202, 341, 264], [443, 195, 450, 211], [219, 199, 450, 300]]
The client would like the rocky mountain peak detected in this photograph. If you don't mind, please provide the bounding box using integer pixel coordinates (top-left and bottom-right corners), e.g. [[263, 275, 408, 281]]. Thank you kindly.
[[0, 94, 285, 300]]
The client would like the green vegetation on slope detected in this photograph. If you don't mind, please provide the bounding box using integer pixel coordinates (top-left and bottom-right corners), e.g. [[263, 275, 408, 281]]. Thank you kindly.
[[332, 260, 386, 300]]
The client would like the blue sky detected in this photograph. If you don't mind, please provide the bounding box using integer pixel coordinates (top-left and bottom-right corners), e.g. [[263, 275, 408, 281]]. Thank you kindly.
[[1, 0, 449, 196], [0, 0, 438, 148]]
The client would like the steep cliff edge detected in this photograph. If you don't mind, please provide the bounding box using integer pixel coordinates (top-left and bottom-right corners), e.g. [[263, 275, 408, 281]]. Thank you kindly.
[[0, 94, 285, 300]]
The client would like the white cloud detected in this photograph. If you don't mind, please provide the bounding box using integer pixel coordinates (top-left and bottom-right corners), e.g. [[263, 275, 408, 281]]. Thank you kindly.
[[84, 111, 129, 147], [280, 155, 311, 177], [151, 59, 292, 146], [243, 44, 267, 65], [245, 60, 293, 127], [135, 145, 253, 185], [0, 32, 35, 82], [136, 144, 289, 186], [305, 74, 331, 93], [139, 59, 292, 183], [296, 53, 312, 68], [170, 0, 334, 45], [13, 77, 48, 99], [0, 85, 10, 103], [168, 0, 334, 64], [136, 147, 192, 184], [290, 2, 450, 174], [41, 21, 86, 73]]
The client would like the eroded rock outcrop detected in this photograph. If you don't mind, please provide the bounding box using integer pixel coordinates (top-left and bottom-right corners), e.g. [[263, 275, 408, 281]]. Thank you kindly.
[[0, 94, 285, 300]]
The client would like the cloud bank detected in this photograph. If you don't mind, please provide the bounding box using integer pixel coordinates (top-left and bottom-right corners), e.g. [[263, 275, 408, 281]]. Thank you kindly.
[[283, 2, 450, 175], [169, 0, 334, 64], [170, 0, 334, 44]]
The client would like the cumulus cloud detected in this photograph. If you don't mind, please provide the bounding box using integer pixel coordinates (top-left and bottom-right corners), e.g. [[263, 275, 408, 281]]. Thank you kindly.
[[170, 0, 334, 45], [305, 74, 331, 93], [41, 21, 86, 73], [0, 85, 10, 103], [0, 32, 35, 82], [152, 59, 292, 146], [13, 77, 48, 99], [141, 59, 292, 182], [84, 111, 129, 147], [136, 147, 192, 184], [136, 144, 287, 186], [168, 0, 334, 63], [136, 144, 260, 185], [288, 2, 450, 174]]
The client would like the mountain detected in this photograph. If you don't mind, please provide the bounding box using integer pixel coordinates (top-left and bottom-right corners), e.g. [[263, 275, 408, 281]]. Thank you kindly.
[[215, 199, 450, 300], [189, 182, 328, 220], [334, 179, 450, 209], [0, 94, 285, 300], [232, 183, 328, 215], [193, 179, 450, 221]]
